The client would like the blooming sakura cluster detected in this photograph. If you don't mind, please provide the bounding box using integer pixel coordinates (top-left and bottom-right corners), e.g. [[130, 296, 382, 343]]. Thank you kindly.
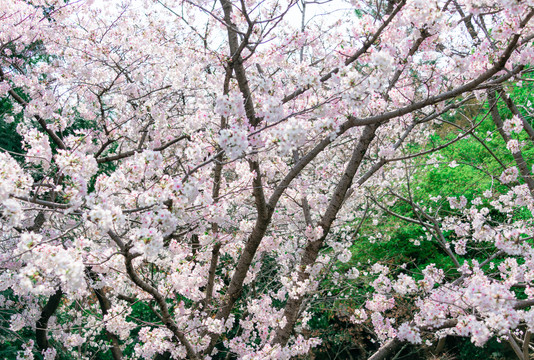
[[0, 0, 533, 359], [503, 116, 524, 135], [218, 126, 249, 159]]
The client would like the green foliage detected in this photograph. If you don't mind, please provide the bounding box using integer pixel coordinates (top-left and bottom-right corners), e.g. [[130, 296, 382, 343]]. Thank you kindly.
[[0, 92, 25, 158], [455, 337, 514, 360]]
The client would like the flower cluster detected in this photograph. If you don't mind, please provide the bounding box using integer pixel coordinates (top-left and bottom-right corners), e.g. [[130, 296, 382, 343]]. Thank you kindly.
[[219, 125, 249, 159]]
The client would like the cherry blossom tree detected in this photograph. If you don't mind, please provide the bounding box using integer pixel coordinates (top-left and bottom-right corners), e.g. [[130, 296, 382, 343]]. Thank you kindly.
[[0, 0, 533, 359]]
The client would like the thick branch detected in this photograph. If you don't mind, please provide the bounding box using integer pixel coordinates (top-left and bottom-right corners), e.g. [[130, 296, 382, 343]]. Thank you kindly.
[[273, 123, 379, 346], [87, 268, 122, 360], [36, 288, 63, 352], [499, 89, 534, 144], [220, 0, 258, 126], [205, 65, 232, 307]]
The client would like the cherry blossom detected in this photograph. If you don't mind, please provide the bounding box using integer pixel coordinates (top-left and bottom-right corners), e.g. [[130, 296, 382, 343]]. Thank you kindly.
[[0, 0, 533, 359]]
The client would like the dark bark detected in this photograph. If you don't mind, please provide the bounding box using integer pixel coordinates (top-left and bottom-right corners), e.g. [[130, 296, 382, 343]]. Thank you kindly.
[[154, 352, 171, 360], [499, 89, 534, 144], [367, 338, 402, 360], [87, 268, 122, 360], [220, 0, 258, 126], [36, 288, 63, 352], [452, 0, 480, 43], [204, 65, 232, 308], [273, 123, 379, 345]]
